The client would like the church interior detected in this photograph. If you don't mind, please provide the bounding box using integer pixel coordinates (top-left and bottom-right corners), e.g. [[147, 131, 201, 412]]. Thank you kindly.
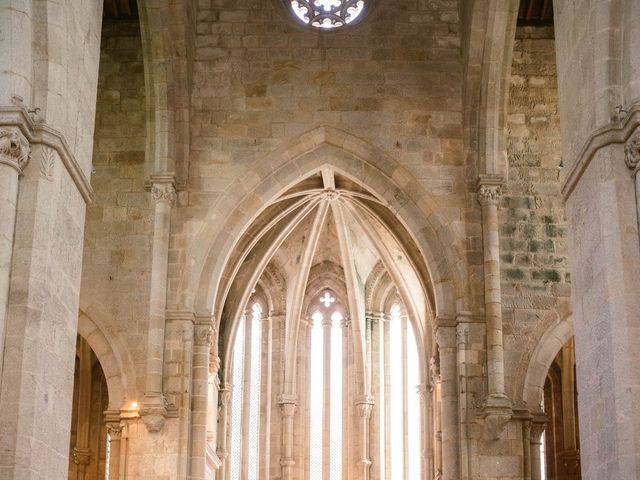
[[0, 0, 638, 479]]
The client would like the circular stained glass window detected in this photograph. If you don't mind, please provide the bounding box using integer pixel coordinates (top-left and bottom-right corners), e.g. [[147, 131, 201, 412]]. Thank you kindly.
[[289, 0, 367, 30]]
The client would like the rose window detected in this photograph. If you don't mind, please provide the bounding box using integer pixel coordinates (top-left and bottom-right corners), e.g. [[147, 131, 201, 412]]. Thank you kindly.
[[289, 0, 367, 29]]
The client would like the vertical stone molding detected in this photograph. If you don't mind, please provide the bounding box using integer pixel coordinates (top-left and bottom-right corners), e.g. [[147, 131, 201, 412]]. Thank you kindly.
[[190, 321, 213, 480], [141, 175, 177, 432], [355, 395, 375, 480], [0, 127, 29, 380], [435, 325, 460, 480], [530, 419, 546, 480], [105, 417, 124, 480], [476, 175, 509, 408], [216, 384, 232, 480], [277, 394, 298, 480]]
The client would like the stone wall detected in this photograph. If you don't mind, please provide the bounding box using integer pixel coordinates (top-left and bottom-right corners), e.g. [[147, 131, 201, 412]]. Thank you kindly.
[[501, 25, 571, 402], [172, 0, 478, 308], [80, 17, 150, 399]]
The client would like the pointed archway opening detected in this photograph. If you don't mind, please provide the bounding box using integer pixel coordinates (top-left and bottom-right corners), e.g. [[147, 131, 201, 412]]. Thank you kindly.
[[213, 167, 439, 480]]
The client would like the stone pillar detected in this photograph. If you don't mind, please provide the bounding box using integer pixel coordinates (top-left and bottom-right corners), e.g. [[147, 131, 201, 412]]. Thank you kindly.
[[71, 339, 93, 480], [0, 138, 90, 480], [430, 355, 443, 480], [216, 385, 232, 480], [356, 395, 374, 480], [105, 417, 124, 480], [435, 326, 459, 480], [476, 176, 509, 406], [456, 325, 471, 480], [561, 130, 640, 480], [417, 383, 431, 480], [189, 322, 213, 480], [522, 419, 532, 480], [278, 394, 298, 480], [0, 128, 29, 379], [530, 420, 546, 480], [141, 175, 176, 432]]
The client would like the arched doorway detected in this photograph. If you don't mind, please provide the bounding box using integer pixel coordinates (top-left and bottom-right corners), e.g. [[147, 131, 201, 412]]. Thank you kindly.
[[68, 335, 110, 480]]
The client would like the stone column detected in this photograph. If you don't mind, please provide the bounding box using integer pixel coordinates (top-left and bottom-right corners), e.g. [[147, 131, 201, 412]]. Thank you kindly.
[[216, 385, 232, 480], [72, 339, 93, 480], [189, 322, 213, 480], [105, 417, 124, 480], [0, 128, 29, 379], [141, 175, 176, 432], [278, 394, 298, 480], [430, 356, 443, 480], [522, 419, 532, 480], [530, 421, 546, 480], [476, 176, 509, 406], [356, 395, 374, 480], [435, 326, 459, 480], [418, 384, 431, 480]]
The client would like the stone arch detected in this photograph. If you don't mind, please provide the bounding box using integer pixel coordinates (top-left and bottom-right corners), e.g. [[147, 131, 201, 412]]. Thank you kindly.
[[463, 0, 520, 176], [522, 314, 574, 410], [137, 0, 191, 178], [183, 126, 465, 326], [77, 304, 138, 411]]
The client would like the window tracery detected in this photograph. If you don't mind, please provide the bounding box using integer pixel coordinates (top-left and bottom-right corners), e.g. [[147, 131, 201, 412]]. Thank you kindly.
[[289, 0, 368, 29]]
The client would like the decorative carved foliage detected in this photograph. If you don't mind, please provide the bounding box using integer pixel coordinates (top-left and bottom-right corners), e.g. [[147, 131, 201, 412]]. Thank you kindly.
[[151, 182, 176, 205], [624, 133, 640, 171], [289, 0, 367, 29], [194, 324, 213, 346], [0, 128, 30, 172], [477, 184, 502, 206], [40, 147, 56, 181]]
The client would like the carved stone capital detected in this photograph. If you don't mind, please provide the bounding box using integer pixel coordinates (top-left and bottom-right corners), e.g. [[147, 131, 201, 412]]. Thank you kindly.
[[106, 422, 124, 441], [625, 132, 640, 171], [477, 184, 502, 207], [530, 418, 547, 444], [151, 182, 176, 205], [194, 323, 213, 346], [355, 395, 375, 418], [0, 128, 30, 173], [277, 394, 298, 417]]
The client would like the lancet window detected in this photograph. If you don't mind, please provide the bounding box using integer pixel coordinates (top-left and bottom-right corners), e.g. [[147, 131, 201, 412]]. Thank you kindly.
[[371, 303, 422, 480], [228, 303, 265, 480]]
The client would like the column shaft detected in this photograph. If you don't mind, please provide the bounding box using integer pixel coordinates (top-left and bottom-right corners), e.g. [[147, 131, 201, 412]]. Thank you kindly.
[[435, 326, 459, 480], [189, 323, 212, 480], [141, 179, 175, 430], [0, 162, 20, 380], [478, 183, 506, 399]]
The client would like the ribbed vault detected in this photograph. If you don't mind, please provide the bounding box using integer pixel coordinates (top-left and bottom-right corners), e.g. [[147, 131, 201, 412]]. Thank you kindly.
[[219, 167, 434, 392]]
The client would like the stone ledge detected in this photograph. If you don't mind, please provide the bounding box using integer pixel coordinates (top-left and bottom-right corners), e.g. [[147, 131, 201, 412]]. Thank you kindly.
[[561, 102, 640, 201], [0, 105, 94, 204]]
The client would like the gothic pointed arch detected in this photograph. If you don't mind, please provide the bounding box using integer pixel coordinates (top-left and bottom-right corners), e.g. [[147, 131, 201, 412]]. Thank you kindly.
[[183, 126, 464, 323], [77, 304, 138, 411]]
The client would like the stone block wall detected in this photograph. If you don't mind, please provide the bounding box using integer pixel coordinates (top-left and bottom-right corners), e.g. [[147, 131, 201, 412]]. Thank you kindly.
[[502, 26, 571, 402], [80, 18, 150, 399], [171, 0, 482, 309]]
